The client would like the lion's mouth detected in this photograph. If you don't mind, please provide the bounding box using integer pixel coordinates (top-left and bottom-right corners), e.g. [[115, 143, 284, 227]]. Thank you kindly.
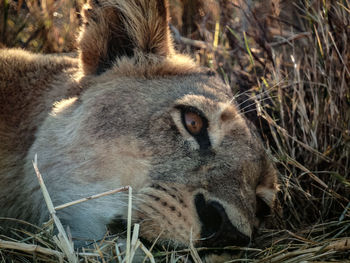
[[108, 184, 252, 251], [108, 221, 243, 263], [108, 215, 252, 259], [108, 216, 186, 256], [108, 216, 187, 248]]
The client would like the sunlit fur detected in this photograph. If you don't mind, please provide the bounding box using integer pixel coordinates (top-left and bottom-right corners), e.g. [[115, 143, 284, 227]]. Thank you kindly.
[[0, 0, 278, 259]]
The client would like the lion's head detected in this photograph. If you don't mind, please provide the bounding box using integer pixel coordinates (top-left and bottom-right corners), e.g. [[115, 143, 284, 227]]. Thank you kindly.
[[0, 0, 279, 257]]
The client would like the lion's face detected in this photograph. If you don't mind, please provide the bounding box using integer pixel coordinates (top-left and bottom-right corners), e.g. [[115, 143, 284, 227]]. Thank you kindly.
[[3, 0, 279, 254], [132, 79, 264, 248], [49, 70, 277, 249]]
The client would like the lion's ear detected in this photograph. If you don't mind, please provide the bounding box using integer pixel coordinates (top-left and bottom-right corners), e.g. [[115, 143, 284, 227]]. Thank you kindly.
[[256, 158, 279, 219], [78, 0, 174, 75]]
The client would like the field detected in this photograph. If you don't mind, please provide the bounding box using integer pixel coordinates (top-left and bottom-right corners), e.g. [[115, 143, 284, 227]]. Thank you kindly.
[[0, 0, 349, 262]]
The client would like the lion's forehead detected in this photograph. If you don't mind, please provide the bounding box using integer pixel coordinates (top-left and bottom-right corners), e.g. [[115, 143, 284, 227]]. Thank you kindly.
[[76, 73, 263, 184], [79, 74, 233, 138]]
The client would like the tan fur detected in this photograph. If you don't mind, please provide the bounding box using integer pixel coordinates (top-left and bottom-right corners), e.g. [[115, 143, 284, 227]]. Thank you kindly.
[[79, 0, 174, 74], [0, 0, 278, 259]]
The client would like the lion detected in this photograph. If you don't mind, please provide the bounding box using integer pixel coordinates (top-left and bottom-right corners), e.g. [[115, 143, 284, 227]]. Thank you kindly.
[[0, 0, 278, 259]]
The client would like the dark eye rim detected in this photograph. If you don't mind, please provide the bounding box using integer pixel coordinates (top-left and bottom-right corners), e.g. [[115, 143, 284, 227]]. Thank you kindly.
[[174, 105, 211, 150], [175, 105, 208, 135]]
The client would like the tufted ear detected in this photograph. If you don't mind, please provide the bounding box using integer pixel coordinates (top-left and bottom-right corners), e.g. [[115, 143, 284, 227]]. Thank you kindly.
[[78, 0, 174, 75], [256, 157, 279, 219]]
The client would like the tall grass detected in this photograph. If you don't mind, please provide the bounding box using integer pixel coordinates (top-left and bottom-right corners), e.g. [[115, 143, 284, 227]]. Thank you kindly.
[[0, 0, 81, 52], [226, 0, 350, 230]]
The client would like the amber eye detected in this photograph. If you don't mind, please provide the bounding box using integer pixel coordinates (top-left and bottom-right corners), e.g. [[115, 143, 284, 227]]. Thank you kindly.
[[184, 112, 203, 135]]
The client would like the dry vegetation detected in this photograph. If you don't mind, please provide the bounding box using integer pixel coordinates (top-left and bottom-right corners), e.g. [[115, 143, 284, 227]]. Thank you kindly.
[[0, 0, 349, 262]]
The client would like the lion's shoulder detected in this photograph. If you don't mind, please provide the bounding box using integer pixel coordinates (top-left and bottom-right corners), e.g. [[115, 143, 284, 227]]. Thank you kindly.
[[0, 48, 77, 77], [0, 48, 80, 153]]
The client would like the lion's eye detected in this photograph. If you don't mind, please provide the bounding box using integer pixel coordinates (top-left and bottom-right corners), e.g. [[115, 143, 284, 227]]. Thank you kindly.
[[175, 105, 211, 150], [184, 112, 203, 135]]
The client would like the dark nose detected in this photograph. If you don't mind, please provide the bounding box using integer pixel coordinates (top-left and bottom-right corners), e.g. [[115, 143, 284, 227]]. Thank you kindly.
[[194, 193, 251, 247]]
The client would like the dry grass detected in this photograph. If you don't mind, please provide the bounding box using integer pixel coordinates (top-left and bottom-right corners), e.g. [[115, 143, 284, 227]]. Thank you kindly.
[[0, 0, 81, 52], [0, 0, 349, 262]]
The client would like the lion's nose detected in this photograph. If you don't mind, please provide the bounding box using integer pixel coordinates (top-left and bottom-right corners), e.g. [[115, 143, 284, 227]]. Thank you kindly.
[[194, 193, 250, 247]]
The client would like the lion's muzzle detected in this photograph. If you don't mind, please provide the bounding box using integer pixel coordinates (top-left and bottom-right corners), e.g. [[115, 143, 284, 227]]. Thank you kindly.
[[194, 193, 251, 247]]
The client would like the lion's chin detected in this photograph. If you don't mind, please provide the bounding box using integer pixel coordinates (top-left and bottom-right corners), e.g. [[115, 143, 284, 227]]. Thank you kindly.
[[137, 237, 243, 263], [108, 216, 184, 247], [108, 216, 246, 263]]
